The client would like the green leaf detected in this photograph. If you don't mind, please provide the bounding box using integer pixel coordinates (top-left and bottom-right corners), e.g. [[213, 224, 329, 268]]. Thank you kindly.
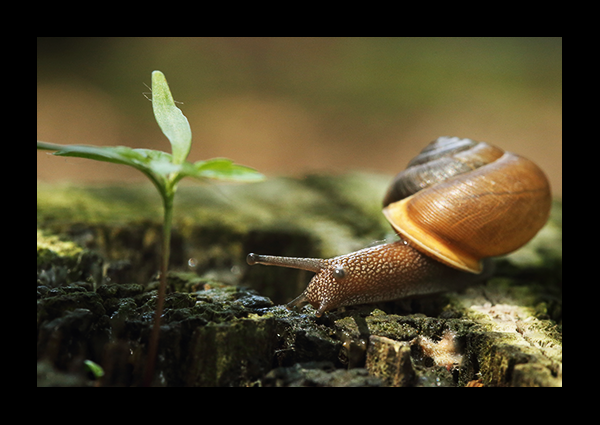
[[188, 158, 265, 182], [151, 71, 192, 165], [36, 141, 172, 193]]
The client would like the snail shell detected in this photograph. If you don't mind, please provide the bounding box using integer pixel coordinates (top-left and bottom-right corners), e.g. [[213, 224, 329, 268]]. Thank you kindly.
[[382, 137, 552, 273]]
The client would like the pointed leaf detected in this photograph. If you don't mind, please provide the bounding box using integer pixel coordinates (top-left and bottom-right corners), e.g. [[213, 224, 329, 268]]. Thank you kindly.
[[37, 141, 170, 192], [151, 71, 192, 164], [188, 158, 265, 182]]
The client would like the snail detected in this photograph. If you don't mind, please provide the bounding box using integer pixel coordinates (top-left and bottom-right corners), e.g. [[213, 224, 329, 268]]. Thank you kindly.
[[247, 137, 552, 317]]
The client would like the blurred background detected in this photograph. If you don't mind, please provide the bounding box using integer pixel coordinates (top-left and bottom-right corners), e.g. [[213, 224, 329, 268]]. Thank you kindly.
[[37, 37, 562, 195]]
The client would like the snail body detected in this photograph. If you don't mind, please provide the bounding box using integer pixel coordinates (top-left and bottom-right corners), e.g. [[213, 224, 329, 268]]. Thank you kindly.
[[247, 137, 552, 316]]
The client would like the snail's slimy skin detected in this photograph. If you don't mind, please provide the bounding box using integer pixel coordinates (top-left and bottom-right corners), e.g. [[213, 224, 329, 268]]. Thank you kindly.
[[249, 240, 488, 317]]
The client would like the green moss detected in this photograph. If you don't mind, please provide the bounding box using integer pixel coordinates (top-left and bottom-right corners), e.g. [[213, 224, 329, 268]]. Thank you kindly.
[[37, 182, 163, 225], [37, 229, 84, 267], [462, 301, 561, 386], [37, 229, 103, 287]]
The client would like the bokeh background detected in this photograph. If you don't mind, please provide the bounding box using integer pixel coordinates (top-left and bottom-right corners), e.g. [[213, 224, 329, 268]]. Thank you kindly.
[[37, 37, 562, 195]]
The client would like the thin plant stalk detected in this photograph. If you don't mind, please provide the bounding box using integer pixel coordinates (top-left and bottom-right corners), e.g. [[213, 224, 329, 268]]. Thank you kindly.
[[144, 194, 173, 386]]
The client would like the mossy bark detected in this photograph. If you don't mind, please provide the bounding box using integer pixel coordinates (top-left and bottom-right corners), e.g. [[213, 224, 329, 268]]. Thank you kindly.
[[37, 176, 561, 386]]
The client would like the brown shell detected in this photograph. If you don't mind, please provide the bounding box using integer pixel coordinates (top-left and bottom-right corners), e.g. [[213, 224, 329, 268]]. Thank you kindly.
[[382, 137, 552, 273]]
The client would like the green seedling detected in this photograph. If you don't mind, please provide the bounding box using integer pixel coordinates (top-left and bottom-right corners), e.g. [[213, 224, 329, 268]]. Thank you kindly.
[[84, 359, 105, 380], [37, 70, 264, 385]]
